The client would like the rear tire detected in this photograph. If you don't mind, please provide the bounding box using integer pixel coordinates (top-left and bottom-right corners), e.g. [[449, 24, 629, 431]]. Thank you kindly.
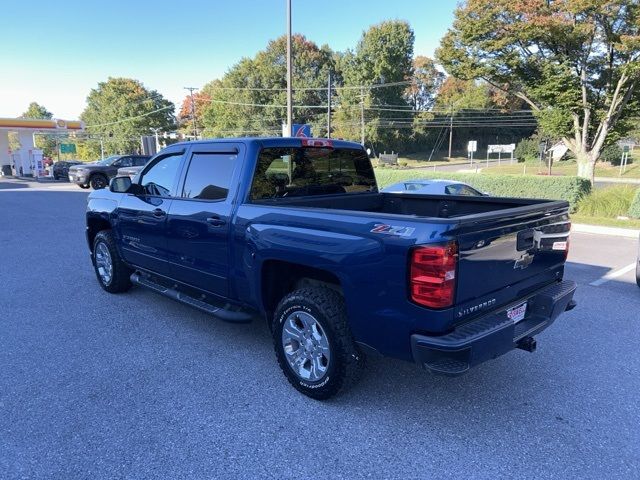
[[92, 230, 132, 293], [90, 174, 108, 190], [78, 184, 89, 189], [272, 286, 365, 400]]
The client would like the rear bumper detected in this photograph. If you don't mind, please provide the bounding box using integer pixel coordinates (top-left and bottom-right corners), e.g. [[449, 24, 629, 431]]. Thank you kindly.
[[411, 280, 577, 375]]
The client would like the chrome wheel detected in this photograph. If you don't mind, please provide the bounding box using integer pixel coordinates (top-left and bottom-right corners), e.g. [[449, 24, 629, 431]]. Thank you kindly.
[[95, 242, 113, 286], [281, 311, 331, 382]]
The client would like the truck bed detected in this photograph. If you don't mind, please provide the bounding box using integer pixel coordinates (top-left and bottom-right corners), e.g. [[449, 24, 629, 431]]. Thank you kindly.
[[253, 191, 565, 220]]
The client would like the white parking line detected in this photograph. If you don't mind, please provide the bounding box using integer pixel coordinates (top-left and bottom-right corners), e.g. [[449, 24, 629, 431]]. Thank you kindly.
[[589, 263, 637, 286]]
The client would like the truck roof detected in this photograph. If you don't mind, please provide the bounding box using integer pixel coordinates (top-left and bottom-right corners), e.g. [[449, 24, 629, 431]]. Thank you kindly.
[[171, 137, 364, 149]]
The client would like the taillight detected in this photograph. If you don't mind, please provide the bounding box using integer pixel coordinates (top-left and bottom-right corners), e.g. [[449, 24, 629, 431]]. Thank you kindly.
[[409, 242, 457, 309]]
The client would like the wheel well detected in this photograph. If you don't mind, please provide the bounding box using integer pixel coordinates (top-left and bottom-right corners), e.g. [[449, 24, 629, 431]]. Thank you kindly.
[[261, 260, 342, 320], [87, 218, 111, 252]]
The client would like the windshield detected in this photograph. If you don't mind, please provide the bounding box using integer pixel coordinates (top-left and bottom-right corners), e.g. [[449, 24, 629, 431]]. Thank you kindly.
[[250, 147, 377, 201], [95, 155, 121, 166]]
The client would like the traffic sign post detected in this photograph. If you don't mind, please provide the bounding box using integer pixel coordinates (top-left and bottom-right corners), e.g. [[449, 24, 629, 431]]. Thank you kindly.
[[467, 140, 477, 166], [59, 143, 76, 154]]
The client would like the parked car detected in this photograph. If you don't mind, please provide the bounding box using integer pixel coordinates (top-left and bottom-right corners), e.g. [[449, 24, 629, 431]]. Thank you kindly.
[[381, 179, 486, 196], [52, 160, 82, 180], [86, 137, 576, 399], [68, 155, 150, 189], [116, 165, 144, 179]]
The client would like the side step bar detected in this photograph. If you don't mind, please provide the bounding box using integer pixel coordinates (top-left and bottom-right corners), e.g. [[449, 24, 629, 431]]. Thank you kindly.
[[130, 272, 253, 323]]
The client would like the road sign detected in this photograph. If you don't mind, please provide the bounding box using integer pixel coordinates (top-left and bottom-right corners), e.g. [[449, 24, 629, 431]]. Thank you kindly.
[[623, 145, 630, 153], [59, 143, 76, 154], [467, 140, 477, 153], [293, 124, 311, 137]]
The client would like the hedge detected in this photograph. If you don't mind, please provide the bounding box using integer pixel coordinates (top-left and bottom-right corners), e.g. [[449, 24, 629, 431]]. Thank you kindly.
[[374, 169, 592, 212], [628, 188, 640, 219]]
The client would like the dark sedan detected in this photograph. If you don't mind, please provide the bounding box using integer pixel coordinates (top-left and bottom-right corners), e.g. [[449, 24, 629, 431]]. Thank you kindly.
[[52, 160, 82, 180]]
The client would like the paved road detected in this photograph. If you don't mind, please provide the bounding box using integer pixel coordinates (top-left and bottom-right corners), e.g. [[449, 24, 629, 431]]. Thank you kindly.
[[1, 179, 639, 479]]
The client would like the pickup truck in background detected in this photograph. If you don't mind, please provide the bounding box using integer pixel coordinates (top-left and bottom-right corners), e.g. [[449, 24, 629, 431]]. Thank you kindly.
[[85, 138, 576, 399], [69, 154, 150, 189]]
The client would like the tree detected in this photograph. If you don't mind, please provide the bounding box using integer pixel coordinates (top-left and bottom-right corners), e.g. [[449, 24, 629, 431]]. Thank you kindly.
[[437, 0, 640, 181], [21, 102, 53, 120], [81, 77, 175, 156], [333, 21, 415, 151], [178, 91, 211, 137], [20, 102, 55, 157], [202, 35, 335, 138], [406, 56, 445, 111]]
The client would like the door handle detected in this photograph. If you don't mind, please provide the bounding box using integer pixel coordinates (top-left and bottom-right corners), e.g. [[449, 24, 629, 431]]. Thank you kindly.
[[152, 208, 166, 218], [206, 216, 226, 227]]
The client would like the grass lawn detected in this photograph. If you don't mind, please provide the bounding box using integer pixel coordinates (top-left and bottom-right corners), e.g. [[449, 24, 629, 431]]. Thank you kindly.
[[393, 151, 470, 168], [570, 215, 640, 230], [479, 156, 640, 179]]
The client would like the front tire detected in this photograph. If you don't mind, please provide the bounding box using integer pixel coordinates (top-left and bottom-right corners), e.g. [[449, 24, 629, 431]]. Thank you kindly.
[[78, 184, 90, 189], [92, 230, 132, 293], [272, 287, 365, 400], [90, 174, 108, 190]]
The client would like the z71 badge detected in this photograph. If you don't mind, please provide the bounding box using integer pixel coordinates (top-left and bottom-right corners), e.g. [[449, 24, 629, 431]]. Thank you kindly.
[[370, 224, 415, 237]]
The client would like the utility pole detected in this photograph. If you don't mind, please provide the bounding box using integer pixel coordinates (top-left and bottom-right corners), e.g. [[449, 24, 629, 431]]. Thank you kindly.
[[150, 127, 161, 154], [285, 0, 293, 137], [184, 86, 198, 140], [447, 103, 453, 159], [100, 137, 104, 160], [360, 86, 365, 146], [327, 70, 332, 138]]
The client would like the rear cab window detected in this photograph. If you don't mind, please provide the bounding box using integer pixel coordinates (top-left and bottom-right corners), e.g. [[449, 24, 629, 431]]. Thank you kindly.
[[250, 146, 377, 201]]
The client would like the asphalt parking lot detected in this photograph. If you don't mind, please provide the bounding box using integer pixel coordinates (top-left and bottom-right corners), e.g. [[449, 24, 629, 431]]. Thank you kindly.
[[1, 178, 639, 479]]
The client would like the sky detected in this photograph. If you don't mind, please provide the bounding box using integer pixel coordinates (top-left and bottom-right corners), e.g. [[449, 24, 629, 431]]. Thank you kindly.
[[0, 0, 456, 120]]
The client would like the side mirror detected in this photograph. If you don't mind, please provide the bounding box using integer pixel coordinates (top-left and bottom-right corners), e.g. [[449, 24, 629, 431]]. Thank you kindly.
[[110, 176, 134, 193]]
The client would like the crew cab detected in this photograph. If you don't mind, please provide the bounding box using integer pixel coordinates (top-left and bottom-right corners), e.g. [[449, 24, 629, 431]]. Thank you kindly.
[[85, 138, 576, 399]]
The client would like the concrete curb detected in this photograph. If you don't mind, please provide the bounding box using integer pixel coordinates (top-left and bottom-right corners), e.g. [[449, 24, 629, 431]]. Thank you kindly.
[[572, 223, 640, 238]]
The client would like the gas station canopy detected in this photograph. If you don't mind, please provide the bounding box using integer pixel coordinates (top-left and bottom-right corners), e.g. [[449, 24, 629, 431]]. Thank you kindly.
[[0, 117, 85, 177]]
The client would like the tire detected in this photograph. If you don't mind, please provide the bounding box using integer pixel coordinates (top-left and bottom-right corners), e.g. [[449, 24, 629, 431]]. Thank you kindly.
[[79, 184, 90, 189], [272, 286, 365, 400], [92, 230, 133, 293], [90, 174, 108, 190]]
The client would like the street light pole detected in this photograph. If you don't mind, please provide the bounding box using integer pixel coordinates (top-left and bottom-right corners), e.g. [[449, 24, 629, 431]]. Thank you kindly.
[[285, 0, 293, 137], [327, 70, 332, 138]]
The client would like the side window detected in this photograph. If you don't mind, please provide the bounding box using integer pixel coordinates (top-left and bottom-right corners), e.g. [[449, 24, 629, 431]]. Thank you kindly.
[[445, 184, 480, 196], [133, 156, 148, 166], [182, 153, 237, 201], [139, 152, 184, 197], [120, 157, 133, 167]]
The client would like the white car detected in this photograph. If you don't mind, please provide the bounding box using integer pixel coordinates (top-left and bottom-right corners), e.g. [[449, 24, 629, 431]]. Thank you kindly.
[[381, 179, 486, 196]]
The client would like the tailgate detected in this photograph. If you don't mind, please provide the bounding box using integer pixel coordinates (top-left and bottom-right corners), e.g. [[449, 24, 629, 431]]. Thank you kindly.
[[452, 201, 570, 308]]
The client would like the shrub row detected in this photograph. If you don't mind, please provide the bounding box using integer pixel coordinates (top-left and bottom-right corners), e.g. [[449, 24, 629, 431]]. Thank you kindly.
[[628, 188, 640, 219], [374, 170, 592, 212]]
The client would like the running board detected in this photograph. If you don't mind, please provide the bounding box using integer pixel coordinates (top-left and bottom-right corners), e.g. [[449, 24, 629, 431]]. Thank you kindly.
[[130, 272, 253, 323]]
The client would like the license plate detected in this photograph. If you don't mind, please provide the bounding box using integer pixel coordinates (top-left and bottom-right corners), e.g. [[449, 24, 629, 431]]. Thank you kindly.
[[507, 302, 527, 323]]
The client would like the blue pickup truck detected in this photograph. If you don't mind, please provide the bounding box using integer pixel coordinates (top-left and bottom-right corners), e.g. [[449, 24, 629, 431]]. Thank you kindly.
[[86, 137, 576, 399]]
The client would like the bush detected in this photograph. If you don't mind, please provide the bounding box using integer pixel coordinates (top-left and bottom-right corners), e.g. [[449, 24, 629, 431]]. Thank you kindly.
[[628, 188, 640, 219], [514, 137, 541, 163], [374, 170, 591, 212], [577, 185, 637, 218], [600, 144, 629, 166]]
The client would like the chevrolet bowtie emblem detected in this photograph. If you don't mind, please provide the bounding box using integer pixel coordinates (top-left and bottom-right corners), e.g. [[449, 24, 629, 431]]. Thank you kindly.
[[514, 252, 534, 270]]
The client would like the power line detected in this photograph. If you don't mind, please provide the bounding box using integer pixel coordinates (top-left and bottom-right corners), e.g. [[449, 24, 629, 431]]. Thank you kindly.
[[86, 106, 173, 128]]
